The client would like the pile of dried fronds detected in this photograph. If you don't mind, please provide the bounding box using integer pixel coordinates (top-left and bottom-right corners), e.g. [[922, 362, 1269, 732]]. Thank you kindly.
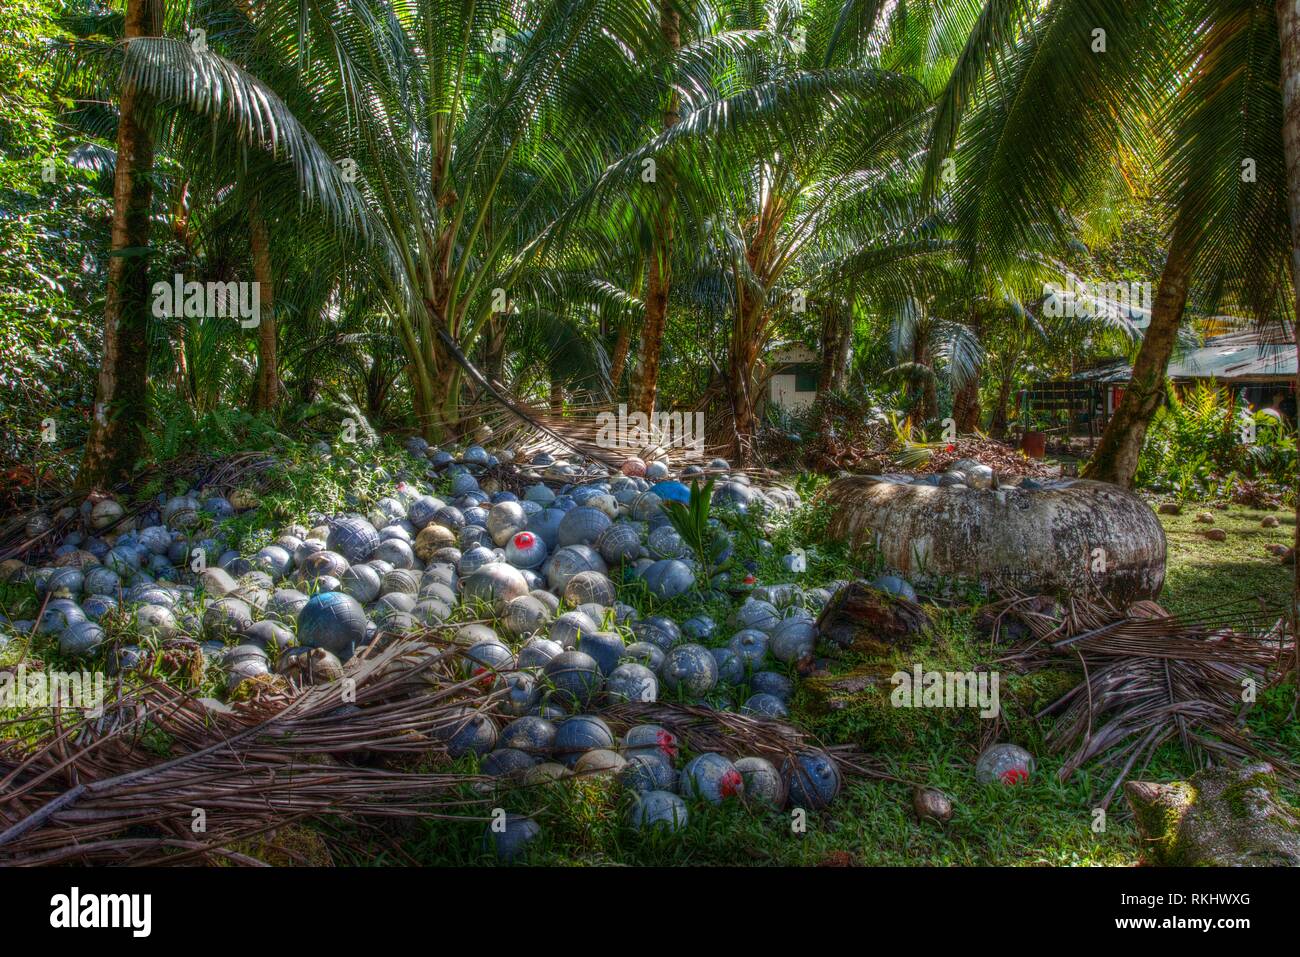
[[911, 436, 1058, 477], [757, 392, 894, 473], [988, 595, 1295, 807], [1, 634, 880, 865], [600, 700, 891, 783], [0, 451, 279, 563], [0, 637, 500, 865]]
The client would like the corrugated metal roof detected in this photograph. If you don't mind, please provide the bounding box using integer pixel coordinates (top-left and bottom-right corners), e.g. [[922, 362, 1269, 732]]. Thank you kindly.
[[1167, 343, 1294, 380], [1071, 328, 1295, 383]]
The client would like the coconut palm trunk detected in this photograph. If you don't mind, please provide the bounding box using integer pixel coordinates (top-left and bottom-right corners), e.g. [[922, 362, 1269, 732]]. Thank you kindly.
[[249, 201, 279, 411], [1083, 219, 1196, 486], [629, 0, 681, 417], [79, 0, 161, 488], [818, 306, 852, 393], [1273, 0, 1300, 623]]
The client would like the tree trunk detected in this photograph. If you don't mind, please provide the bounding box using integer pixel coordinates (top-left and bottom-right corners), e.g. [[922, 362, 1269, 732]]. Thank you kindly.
[[989, 365, 1014, 439], [953, 377, 981, 433], [1272, 0, 1300, 627], [916, 342, 938, 423], [1082, 219, 1195, 486], [249, 201, 278, 412], [629, 1, 681, 417], [482, 313, 507, 386], [549, 374, 564, 415], [727, 300, 763, 463], [631, 247, 670, 414], [79, 0, 160, 489], [818, 307, 852, 393], [609, 321, 631, 394]]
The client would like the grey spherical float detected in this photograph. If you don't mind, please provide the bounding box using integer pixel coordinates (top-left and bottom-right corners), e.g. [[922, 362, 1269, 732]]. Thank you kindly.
[[541, 649, 603, 709], [563, 570, 616, 607], [276, 646, 345, 687], [498, 715, 558, 755], [735, 756, 787, 807], [482, 814, 542, 860], [750, 670, 794, 701], [557, 506, 611, 547], [480, 748, 538, 780], [782, 750, 841, 809], [105, 644, 144, 676], [622, 641, 666, 674], [487, 501, 527, 546], [45, 566, 84, 599], [681, 752, 745, 803], [606, 662, 658, 703], [732, 597, 781, 633], [552, 714, 615, 768], [82, 594, 118, 621], [619, 755, 679, 794], [647, 526, 688, 560], [266, 588, 310, 623], [326, 515, 380, 564], [443, 709, 498, 758], [297, 591, 368, 659], [770, 617, 817, 664], [135, 604, 180, 641], [340, 564, 382, 604], [630, 617, 680, 652], [728, 628, 769, 667], [503, 594, 551, 636], [545, 545, 607, 592], [372, 537, 416, 569], [461, 562, 529, 613], [576, 630, 625, 675], [407, 495, 444, 529], [630, 790, 688, 832], [380, 567, 421, 597], [639, 559, 695, 601], [458, 544, 498, 577], [570, 749, 625, 778], [595, 522, 643, 565], [463, 639, 515, 688], [59, 620, 105, 659], [202, 596, 253, 642], [709, 646, 745, 685], [975, 743, 1036, 785], [83, 565, 121, 597], [504, 530, 548, 569], [661, 643, 718, 695], [516, 636, 564, 669], [243, 619, 295, 652], [741, 692, 789, 718], [501, 671, 542, 716], [548, 609, 599, 648], [524, 508, 565, 549]]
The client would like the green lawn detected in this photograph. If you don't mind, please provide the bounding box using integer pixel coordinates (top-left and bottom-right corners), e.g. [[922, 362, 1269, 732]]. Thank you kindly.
[[393, 503, 1298, 867]]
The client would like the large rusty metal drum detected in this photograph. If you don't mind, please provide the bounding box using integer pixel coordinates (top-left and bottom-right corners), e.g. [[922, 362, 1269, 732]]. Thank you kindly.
[[823, 476, 1166, 602]]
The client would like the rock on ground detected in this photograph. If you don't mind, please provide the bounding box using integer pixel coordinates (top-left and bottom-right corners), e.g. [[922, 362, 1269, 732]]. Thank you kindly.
[[1124, 763, 1300, 866], [815, 580, 932, 654]]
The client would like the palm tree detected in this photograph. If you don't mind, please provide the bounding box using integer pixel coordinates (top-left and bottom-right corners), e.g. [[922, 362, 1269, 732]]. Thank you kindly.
[[927, 0, 1292, 487], [79, 0, 162, 488]]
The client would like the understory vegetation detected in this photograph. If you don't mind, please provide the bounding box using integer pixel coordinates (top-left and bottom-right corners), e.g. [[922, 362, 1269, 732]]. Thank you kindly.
[[2, 0, 1298, 869]]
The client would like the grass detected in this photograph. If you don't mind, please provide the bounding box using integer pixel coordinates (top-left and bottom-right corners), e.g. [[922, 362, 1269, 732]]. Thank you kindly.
[[4, 445, 1296, 867], [395, 500, 1298, 868], [1154, 503, 1293, 619]]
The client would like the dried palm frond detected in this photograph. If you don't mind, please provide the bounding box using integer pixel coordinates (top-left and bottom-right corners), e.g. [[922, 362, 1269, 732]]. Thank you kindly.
[[0, 636, 501, 866], [599, 700, 896, 783], [993, 594, 1295, 807]]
